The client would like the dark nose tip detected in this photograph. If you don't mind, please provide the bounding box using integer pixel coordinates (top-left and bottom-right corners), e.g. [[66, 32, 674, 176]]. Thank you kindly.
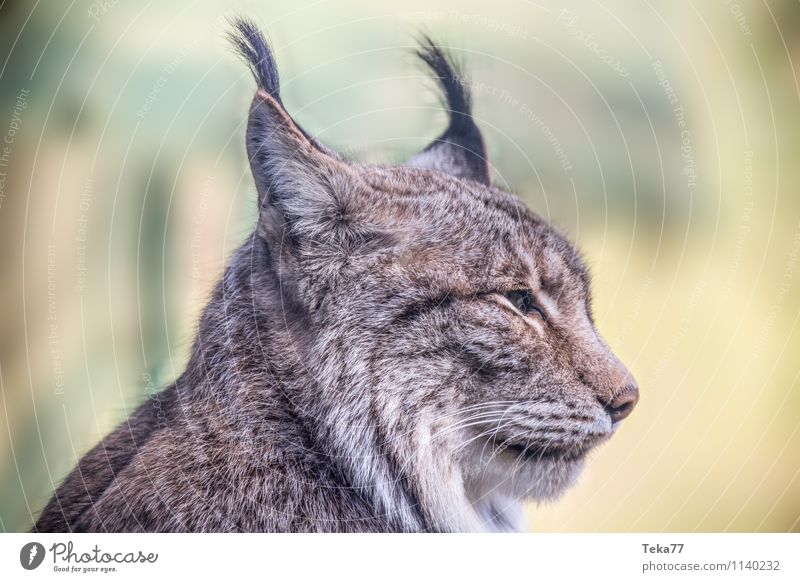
[[605, 385, 639, 423]]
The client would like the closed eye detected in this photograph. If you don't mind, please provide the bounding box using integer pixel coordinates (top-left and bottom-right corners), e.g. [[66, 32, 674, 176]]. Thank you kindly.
[[502, 289, 546, 320]]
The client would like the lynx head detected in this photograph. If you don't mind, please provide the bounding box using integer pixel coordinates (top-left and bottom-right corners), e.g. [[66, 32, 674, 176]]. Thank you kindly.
[[230, 19, 638, 530]]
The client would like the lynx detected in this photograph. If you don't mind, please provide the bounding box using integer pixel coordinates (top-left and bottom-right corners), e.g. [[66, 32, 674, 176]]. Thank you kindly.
[[34, 18, 638, 533]]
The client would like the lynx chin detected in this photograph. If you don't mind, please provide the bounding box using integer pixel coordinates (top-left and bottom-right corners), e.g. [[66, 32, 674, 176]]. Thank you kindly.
[[35, 18, 638, 533]]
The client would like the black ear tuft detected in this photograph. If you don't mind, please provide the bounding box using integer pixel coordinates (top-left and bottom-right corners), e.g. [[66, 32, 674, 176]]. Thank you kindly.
[[228, 17, 282, 104], [409, 36, 490, 185], [414, 35, 473, 140], [230, 17, 342, 170]]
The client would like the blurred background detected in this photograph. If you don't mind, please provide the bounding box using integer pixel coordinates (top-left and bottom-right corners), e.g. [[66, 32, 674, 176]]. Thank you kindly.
[[0, 0, 798, 532]]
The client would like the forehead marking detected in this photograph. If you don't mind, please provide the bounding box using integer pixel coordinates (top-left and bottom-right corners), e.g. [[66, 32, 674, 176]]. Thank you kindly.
[[524, 314, 546, 335], [492, 295, 545, 336], [519, 250, 539, 284], [535, 290, 561, 321]]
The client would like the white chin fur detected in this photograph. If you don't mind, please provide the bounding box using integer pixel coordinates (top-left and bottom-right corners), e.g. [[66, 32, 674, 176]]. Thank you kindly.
[[466, 451, 586, 502], [461, 445, 587, 531]]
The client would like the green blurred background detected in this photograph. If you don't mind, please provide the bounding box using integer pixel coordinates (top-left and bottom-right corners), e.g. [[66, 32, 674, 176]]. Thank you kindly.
[[1, 0, 798, 532]]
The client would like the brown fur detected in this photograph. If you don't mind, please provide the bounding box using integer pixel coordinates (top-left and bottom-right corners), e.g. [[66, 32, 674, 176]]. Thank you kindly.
[[34, 19, 637, 533]]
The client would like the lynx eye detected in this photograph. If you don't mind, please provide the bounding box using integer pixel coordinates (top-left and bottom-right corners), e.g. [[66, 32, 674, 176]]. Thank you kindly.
[[503, 289, 545, 319]]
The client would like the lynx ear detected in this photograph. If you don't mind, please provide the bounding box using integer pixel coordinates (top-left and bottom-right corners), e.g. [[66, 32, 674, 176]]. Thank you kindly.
[[407, 37, 490, 185], [230, 18, 352, 242]]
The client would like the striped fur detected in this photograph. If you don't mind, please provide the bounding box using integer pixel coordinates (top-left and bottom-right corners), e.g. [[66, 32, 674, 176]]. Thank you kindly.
[[34, 19, 636, 533]]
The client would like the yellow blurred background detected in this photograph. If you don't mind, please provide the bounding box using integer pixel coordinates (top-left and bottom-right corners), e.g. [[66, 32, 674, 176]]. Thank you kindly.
[[0, 0, 798, 532]]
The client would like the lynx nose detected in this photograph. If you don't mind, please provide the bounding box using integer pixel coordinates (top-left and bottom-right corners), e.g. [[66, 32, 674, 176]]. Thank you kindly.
[[604, 384, 639, 424]]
